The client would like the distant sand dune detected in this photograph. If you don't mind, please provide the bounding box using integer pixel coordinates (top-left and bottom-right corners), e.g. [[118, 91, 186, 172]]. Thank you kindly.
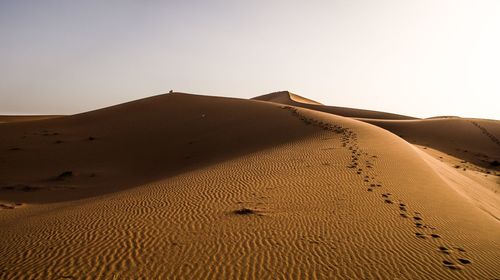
[[253, 91, 417, 120], [360, 117, 500, 170]]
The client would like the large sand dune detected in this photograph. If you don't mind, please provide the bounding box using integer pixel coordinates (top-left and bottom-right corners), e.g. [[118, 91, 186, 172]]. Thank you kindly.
[[1, 92, 499, 279]]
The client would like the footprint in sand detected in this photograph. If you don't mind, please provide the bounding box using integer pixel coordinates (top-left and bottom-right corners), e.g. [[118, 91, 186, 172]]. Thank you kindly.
[[457, 258, 471, 265], [438, 246, 452, 254], [454, 246, 466, 252], [399, 203, 407, 212], [442, 260, 463, 270], [415, 232, 427, 239]]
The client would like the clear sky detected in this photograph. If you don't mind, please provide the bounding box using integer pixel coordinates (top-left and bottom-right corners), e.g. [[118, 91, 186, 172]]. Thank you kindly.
[[0, 0, 499, 119]]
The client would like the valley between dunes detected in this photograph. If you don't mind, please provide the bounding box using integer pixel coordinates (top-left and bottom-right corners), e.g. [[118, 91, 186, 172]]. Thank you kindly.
[[0, 92, 499, 279]]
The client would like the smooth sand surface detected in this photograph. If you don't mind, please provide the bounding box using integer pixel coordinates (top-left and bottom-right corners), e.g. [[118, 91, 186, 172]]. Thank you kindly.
[[1, 92, 499, 279]]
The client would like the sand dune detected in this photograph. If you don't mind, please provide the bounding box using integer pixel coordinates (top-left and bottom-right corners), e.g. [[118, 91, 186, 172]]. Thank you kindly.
[[360, 117, 500, 170], [253, 91, 417, 120], [0, 93, 321, 203], [1, 92, 499, 279]]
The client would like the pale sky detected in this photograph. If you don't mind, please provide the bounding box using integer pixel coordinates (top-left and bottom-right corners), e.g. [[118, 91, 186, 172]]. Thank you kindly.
[[0, 0, 499, 119]]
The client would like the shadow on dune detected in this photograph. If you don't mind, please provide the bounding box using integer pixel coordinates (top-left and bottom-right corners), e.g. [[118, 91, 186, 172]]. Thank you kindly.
[[0, 93, 321, 203]]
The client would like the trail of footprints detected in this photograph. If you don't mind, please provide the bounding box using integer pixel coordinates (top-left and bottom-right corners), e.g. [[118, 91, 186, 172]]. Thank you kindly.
[[470, 121, 500, 148], [281, 105, 473, 271]]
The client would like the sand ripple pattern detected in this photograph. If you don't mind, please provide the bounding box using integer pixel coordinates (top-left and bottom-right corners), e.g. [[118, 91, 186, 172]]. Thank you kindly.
[[0, 106, 499, 279]]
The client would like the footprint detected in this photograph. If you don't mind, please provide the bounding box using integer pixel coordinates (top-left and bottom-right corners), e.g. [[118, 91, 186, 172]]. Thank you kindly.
[[454, 247, 466, 252], [384, 199, 393, 204], [443, 260, 463, 270], [415, 232, 426, 239], [438, 246, 452, 254], [457, 258, 471, 265], [430, 234, 441, 239], [413, 216, 423, 221]]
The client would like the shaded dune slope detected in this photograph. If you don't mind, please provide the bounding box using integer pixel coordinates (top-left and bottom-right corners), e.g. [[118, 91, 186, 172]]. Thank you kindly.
[[0, 103, 499, 278], [253, 91, 417, 120], [0, 93, 320, 203]]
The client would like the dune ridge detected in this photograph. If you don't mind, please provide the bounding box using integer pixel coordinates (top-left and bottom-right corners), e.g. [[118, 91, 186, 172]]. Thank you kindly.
[[253, 91, 417, 120]]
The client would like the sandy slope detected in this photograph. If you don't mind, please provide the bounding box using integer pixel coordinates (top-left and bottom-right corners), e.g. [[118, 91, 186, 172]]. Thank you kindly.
[[1, 93, 499, 279], [261, 91, 500, 215], [0, 93, 319, 203], [361, 117, 500, 170], [253, 91, 417, 120]]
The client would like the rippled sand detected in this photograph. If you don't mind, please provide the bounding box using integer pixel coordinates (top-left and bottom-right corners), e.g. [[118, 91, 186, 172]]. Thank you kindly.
[[1, 92, 499, 279]]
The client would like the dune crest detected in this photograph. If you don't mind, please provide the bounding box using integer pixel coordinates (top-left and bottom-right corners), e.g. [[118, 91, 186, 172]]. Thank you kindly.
[[253, 91, 417, 120]]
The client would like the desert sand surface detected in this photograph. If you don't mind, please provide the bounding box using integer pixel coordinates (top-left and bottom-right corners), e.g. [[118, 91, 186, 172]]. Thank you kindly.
[[360, 117, 500, 169], [1, 92, 499, 279]]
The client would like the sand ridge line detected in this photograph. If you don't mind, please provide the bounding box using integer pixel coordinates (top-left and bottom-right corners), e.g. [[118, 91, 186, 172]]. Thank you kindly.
[[281, 105, 474, 271]]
